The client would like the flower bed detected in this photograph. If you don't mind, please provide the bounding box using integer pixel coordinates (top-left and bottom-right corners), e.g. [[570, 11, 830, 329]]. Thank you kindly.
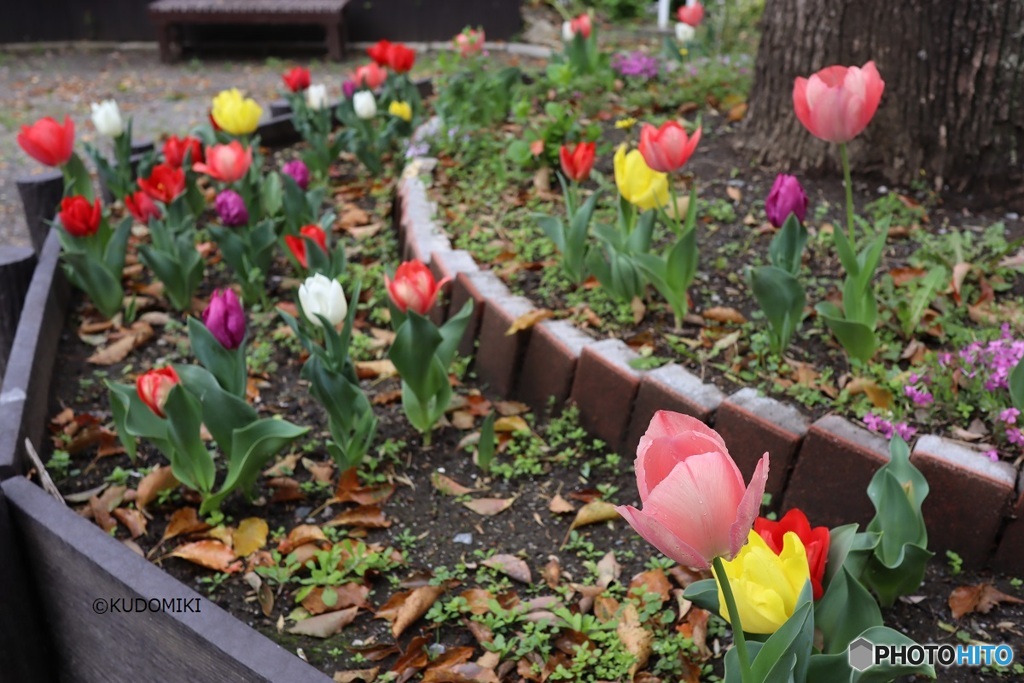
[[3, 12, 1024, 683]]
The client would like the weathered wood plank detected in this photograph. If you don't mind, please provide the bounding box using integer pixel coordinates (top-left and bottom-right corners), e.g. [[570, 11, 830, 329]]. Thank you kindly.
[[15, 171, 64, 256], [1, 477, 332, 682], [0, 247, 37, 383], [0, 485, 57, 682], [0, 231, 69, 479]]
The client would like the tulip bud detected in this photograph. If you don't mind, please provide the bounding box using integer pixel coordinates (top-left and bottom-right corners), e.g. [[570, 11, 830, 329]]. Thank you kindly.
[[59, 195, 102, 238], [285, 225, 328, 269], [215, 190, 249, 227], [342, 80, 358, 99], [306, 83, 329, 110], [299, 273, 347, 328], [202, 288, 246, 350], [675, 22, 696, 43], [18, 116, 75, 167], [125, 191, 162, 225], [388, 100, 412, 122], [562, 21, 575, 42], [385, 260, 449, 316], [764, 174, 809, 227], [282, 159, 311, 190], [353, 91, 377, 120], [90, 100, 124, 138], [136, 366, 180, 417]]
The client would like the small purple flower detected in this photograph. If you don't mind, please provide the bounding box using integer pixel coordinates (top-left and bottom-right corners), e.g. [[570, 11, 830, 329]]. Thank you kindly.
[[342, 79, 358, 99], [863, 413, 894, 439], [612, 51, 660, 80], [894, 422, 917, 441], [982, 449, 1000, 462], [215, 190, 249, 227], [1000, 407, 1020, 424], [283, 159, 311, 190], [904, 385, 934, 407], [765, 174, 808, 227], [202, 288, 246, 350], [1007, 428, 1024, 445]]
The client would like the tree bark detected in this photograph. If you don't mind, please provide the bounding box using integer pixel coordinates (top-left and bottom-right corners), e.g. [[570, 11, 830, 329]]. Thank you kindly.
[[744, 0, 1024, 207]]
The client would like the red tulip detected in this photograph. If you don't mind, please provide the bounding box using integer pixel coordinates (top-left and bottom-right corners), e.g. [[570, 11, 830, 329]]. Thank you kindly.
[[285, 225, 328, 269], [570, 13, 592, 38], [615, 411, 769, 570], [352, 63, 387, 90], [367, 40, 393, 66], [385, 260, 449, 315], [638, 121, 701, 173], [59, 196, 102, 238], [18, 116, 75, 167], [282, 66, 312, 92], [136, 366, 180, 417], [138, 163, 186, 203], [163, 135, 204, 168], [754, 508, 830, 600], [193, 141, 252, 184], [125, 191, 162, 225], [793, 61, 885, 144], [386, 43, 416, 74], [677, 2, 705, 27], [559, 142, 596, 183]]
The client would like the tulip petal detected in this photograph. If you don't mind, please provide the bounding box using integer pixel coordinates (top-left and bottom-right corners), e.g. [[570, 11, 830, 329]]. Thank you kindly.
[[728, 452, 770, 560], [615, 505, 712, 570], [637, 412, 730, 497]]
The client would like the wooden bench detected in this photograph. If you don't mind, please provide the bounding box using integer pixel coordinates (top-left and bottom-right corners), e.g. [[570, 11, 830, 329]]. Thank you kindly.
[[148, 0, 352, 63]]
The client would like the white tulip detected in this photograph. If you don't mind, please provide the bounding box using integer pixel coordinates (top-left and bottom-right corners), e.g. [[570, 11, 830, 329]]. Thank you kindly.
[[562, 21, 575, 42], [306, 83, 329, 111], [675, 22, 696, 44], [353, 91, 377, 120], [299, 273, 347, 328], [90, 100, 124, 138]]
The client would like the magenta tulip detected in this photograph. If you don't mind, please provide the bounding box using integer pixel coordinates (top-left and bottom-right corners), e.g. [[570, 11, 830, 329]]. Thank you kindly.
[[765, 174, 808, 227], [202, 288, 246, 350], [282, 159, 311, 190], [793, 61, 885, 144], [616, 411, 769, 570]]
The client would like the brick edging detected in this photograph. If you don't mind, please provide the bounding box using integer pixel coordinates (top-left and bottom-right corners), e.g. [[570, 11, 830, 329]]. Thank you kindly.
[[395, 121, 1024, 572]]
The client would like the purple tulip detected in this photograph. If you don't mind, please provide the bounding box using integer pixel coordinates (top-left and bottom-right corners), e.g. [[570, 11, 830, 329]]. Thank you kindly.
[[202, 288, 246, 349], [282, 159, 311, 190], [342, 79, 358, 99], [765, 174, 808, 228], [215, 189, 249, 227]]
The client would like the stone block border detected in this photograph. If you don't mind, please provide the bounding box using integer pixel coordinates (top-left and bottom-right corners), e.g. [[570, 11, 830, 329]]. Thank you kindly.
[[393, 131, 1023, 571]]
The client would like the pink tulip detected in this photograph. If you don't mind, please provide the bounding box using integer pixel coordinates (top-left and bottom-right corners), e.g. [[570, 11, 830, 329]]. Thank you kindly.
[[677, 2, 705, 27], [793, 61, 885, 144], [352, 62, 387, 91], [638, 121, 701, 173], [570, 13, 592, 39], [193, 141, 252, 183], [385, 260, 449, 315], [455, 27, 485, 57], [616, 411, 769, 570]]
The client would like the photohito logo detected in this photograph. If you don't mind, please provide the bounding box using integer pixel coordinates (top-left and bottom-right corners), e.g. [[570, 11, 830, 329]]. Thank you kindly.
[[848, 637, 1015, 671]]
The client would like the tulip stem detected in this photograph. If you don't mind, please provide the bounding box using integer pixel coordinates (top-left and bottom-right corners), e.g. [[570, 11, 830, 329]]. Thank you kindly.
[[713, 555, 755, 683], [839, 143, 856, 247]]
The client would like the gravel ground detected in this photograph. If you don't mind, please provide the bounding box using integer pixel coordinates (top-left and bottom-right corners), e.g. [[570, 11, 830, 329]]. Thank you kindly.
[[0, 45, 364, 247]]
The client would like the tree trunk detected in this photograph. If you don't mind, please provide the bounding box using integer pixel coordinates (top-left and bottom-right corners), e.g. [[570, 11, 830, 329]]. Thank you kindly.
[[744, 0, 1024, 207]]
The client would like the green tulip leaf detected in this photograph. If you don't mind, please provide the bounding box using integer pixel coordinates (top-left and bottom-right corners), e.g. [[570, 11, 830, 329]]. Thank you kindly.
[[815, 302, 877, 362], [815, 566, 883, 654]]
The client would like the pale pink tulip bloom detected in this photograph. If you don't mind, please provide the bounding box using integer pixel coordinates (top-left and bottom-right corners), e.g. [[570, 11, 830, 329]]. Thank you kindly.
[[638, 122, 701, 174], [793, 61, 885, 144], [616, 411, 769, 570], [193, 141, 252, 184]]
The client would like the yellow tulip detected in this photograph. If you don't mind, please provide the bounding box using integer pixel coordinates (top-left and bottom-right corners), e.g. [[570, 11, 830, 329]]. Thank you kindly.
[[614, 144, 669, 211], [714, 530, 810, 634], [211, 89, 262, 136], [388, 100, 412, 122]]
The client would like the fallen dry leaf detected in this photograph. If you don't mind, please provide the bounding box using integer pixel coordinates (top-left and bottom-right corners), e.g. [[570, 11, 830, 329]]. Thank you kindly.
[[949, 583, 1024, 619], [506, 309, 553, 335], [334, 468, 395, 505], [278, 524, 328, 553], [288, 606, 359, 638], [264, 452, 302, 477], [494, 416, 529, 433], [494, 400, 529, 416], [596, 552, 621, 588], [482, 554, 532, 583], [548, 494, 575, 514], [333, 668, 380, 683], [161, 507, 210, 543], [463, 497, 516, 516], [134, 465, 179, 512], [326, 505, 392, 529], [355, 360, 397, 380], [169, 540, 242, 573], [845, 377, 893, 410], [302, 583, 371, 615], [233, 517, 269, 557], [431, 472, 478, 496], [702, 307, 746, 324], [112, 507, 147, 539], [629, 569, 672, 604], [569, 500, 620, 530], [617, 603, 653, 676], [376, 585, 446, 638], [87, 321, 154, 365]]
